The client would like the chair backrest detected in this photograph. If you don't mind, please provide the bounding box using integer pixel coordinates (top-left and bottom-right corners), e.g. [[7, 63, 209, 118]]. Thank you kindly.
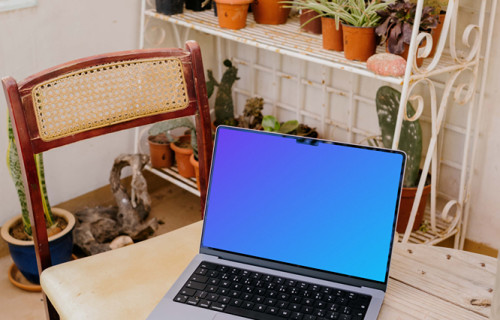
[[2, 41, 212, 319]]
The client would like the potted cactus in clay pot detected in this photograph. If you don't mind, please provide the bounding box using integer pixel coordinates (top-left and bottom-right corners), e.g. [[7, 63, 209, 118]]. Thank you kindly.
[[374, 86, 431, 234], [1, 117, 75, 288]]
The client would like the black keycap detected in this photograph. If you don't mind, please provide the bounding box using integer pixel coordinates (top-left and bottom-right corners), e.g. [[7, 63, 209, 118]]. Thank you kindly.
[[339, 314, 351, 320], [303, 315, 317, 320], [217, 265, 229, 272], [210, 302, 227, 311], [207, 293, 219, 301], [230, 298, 243, 307], [265, 298, 276, 306], [218, 296, 231, 304], [199, 299, 211, 308], [276, 300, 289, 309], [266, 306, 279, 314], [200, 262, 217, 270], [250, 272, 262, 279], [254, 304, 267, 312], [206, 285, 218, 292], [326, 311, 340, 319], [291, 311, 304, 320], [174, 294, 188, 303], [185, 281, 206, 290], [208, 270, 219, 278], [253, 295, 265, 303], [217, 287, 230, 295], [230, 268, 240, 275], [279, 309, 292, 317], [180, 287, 196, 296], [195, 267, 208, 275], [195, 291, 207, 299], [242, 301, 254, 309], [186, 297, 199, 306]]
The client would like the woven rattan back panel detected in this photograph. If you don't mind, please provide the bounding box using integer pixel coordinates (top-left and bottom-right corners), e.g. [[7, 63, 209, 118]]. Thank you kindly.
[[31, 57, 189, 141]]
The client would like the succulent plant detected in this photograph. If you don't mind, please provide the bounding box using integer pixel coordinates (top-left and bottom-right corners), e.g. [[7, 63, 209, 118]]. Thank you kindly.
[[262, 115, 299, 134], [375, 0, 439, 55], [375, 86, 422, 188], [7, 116, 55, 237], [206, 59, 240, 126], [237, 97, 264, 130]]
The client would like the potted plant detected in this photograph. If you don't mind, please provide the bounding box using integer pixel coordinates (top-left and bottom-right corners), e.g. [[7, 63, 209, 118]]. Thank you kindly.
[[252, 0, 291, 25], [156, 0, 185, 15], [207, 59, 240, 127], [410, 0, 448, 57], [236, 97, 265, 130], [148, 133, 174, 169], [262, 115, 300, 133], [331, 0, 393, 61], [300, 9, 322, 34], [148, 117, 197, 178], [285, 0, 349, 52], [375, 0, 439, 66], [1, 117, 75, 286], [214, 0, 253, 29], [186, 0, 212, 11], [375, 86, 431, 233]]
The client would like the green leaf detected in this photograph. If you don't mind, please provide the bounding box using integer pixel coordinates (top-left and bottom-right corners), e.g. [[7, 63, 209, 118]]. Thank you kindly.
[[278, 120, 299, 133], [262, 115, 279, 132]]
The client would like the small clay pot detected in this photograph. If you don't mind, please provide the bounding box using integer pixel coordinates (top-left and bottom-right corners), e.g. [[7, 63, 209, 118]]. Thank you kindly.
[[170, 135, 195, 178], [148, 135, 173, 169], [342, 24, 376, 62], [396, 183, 432, 233], [321, 17, 343, 51], [251, 0, 290, 25], [214, 0, 253, 30], [300, 10, 322, 34], [430, 13, 446, 57], [189, 153, 201, 191]]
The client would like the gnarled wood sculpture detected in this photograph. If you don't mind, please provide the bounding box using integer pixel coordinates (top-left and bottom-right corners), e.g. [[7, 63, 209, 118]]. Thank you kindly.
[[74, 154, 159, 256]]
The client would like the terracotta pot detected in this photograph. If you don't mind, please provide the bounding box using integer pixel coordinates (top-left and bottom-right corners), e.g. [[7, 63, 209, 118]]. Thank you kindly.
[[430, 13, 446, 57], [189, 153, 201, 191], [397, 42, 425, 68], [321, 17, 343, 51], [215, 0, 253, 30], [170, 135, 195, 178], [148, 136, 173, 169], [0, 208, 75, 285], [396, 183, 432, 234], [342, 24, 376, 62], [251, 0, 290, 25], [300, 10, 322, 34]]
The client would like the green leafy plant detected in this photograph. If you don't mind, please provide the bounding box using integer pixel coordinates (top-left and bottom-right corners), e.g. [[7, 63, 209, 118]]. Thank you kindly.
[[262, 115, 299, 134], [375, 86, 422, 187], [206, 59, 240, 127], [148, 117, 198, 158], [7, 116, 55, 237], [282, 0, 348, 29], [284, 0, 393, 28], [375, 0, 439, 54]]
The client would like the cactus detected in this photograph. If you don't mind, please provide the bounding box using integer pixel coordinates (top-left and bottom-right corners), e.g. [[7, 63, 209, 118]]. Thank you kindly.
[[375, 86, 422, 188], [207, 59, 240, 126], [148, 117, 198, 157]]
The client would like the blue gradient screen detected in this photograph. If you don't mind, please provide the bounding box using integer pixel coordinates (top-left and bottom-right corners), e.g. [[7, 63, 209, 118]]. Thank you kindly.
[[201, 127, 405, 283]]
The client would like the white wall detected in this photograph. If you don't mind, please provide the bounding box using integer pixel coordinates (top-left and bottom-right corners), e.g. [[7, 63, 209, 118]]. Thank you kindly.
[[466, 1, 500, 250], [0, 0, 141, 225]]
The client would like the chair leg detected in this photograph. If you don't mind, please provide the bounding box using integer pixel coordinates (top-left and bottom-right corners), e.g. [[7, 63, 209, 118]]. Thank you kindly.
[[43, 293, 60, 320]]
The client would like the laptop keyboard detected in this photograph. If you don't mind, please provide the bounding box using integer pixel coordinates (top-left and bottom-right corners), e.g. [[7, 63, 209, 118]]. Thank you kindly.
[[173, 261, 371, 320]]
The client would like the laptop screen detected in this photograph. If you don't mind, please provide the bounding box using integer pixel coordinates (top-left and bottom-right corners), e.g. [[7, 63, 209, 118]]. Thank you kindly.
[[201, 126, 405, 284]]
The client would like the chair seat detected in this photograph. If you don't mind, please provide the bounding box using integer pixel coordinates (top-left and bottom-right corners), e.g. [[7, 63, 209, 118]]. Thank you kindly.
[[41, 222, 202, 320]]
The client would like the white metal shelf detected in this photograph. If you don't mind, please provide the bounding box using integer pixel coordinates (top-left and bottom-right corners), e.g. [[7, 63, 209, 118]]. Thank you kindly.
[[145, 9, 474, 85], [146, 165, 201, 197], [139, 0, 497, 249]]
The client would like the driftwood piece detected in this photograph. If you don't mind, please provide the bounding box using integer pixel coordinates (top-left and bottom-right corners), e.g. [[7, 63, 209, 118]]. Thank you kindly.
[[74, 154, 158, 256]]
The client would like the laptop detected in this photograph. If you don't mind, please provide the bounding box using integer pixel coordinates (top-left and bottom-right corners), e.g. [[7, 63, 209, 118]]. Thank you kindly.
[[148, 126, 406, 320]]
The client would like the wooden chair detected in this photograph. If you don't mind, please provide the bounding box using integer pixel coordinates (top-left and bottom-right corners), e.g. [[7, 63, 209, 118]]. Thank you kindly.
[[2, 41, 213, 320]]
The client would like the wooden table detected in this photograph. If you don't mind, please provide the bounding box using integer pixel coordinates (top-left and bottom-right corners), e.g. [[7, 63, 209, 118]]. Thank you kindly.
[[41, 221, 496, 320]]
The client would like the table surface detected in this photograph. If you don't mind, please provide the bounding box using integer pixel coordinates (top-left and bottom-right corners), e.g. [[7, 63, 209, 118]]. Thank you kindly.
[[41, 221, 496, 320]]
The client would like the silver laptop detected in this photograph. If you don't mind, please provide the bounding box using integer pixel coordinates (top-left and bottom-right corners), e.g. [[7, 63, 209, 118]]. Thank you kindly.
[[148, 126, 406, 320]]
